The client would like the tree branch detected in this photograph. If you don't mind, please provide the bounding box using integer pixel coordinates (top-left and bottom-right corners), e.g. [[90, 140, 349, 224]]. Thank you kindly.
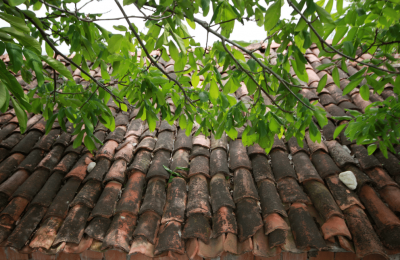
[[113, 0, 194, 106], [287, 0, 400, 75]]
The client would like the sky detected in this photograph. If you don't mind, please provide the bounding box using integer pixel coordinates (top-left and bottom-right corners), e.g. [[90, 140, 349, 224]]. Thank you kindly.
[[0, 0, 298, 54]]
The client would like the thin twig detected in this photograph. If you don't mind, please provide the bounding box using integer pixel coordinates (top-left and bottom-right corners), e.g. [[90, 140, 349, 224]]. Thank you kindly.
[[287, 0, 399, 75], [114, 0, 194, 106]]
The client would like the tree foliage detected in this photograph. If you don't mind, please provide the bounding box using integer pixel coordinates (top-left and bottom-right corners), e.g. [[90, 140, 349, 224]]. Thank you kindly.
[[0, 0, 400, 156]]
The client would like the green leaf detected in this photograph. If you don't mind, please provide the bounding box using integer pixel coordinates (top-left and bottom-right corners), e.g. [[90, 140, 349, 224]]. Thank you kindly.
[[333, 123, 347, 139], [199, 91, 209, 102], [333, 26, 348, 46], [337, 0, 343, 14], [232, 40, 252, 47], [84, 133, 96, 152], [343, 41, 354, 57], [201, 0, 211, 15], [41, 55, 74, 81], [0, 27, 41, 54], [45, 42, 54, 58], [210, 81, 219, 100], [309, 121, 321, 142], [367, 144, 377, 155], [317, 74, 327, 92], [186, 18, 196, 29], [0, 12, 30, 33], [332, 67, 340, 87], [316, 5, 334, 24], [179, 114, 187, 129], [0, 81, 7, 111], [23, 48, 44, 86], [113, 25, 127, 31], [359, 85, 370, 101], [325, 0, 333, 13], [11, 97, 27, 133], [73, 130, 85, 148], [316, 63, 334, 71], [6, 43, 23, 73], [210, 1, 223, 24], [314, 107, 328, 128], [45, 113, 57, 135], [168, 40, 180, 61], [170, 31, 186, 55], [255, 8, 264, 27], [264, 0, 281, 31], [343, 78, 363, 95], [8, 0, 25, 6]]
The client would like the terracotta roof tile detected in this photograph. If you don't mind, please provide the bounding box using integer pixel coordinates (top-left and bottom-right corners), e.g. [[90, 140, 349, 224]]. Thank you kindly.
[[211, 133, 227, 151], [85, 216, 111, 241], [102, 212, 137, 252], [0, 170, 29, 198], [173, 129, 192, 151], [139, 177, 166, 217], [212, 206, 237, 237], [210, 173, 235, 213], [90, 181, 121, 220], [311, 150, 341, 179], [288, 202, 326, 250], [0, 46, 399, 259], [128, 150, 152, 175], [154, 131, 174, 153], [229, 139, 252, 171], [96, 140, 118, 160], [359, 185, 400, 249], [197, 234, 224, 258], [344, 205, 388, 259], [11, 130, 42, 155], [189, 145, 209, 160], [188, 155, 209, 178], [186, 174, 211, 218], [147, 150, 170, 179], [277, 177, 311, 204], [288, 137, 309, 155], [6, 205, 46, 250], [103, 159, 127, 184], [170, 149, 189, 176], [270, 149, 297, 181], [0, 153, 25, 183], [325, 175, 364, 211], [364, 166, 398, 190], [258, 179, 287, 218], [83, 157, 111, 183], [374, 150, 400, 177], [29, 171, 64, 208], [210, 148, 229, 177], [233, 168, 259, 203], [292, 152, 323, 184], [53, 204, 90, 246], [303, 180, 343, 221], [44, 177, 81, 220], [29, 217, 63, 250], [154, 221, 185, 255], [11, 168, 52, 202], [116, 171, 145, 216], [379, 186, 400, 214], [133, 211, 161, 245], [182, 213, 212, 244], [161, 177, 187, 224], [64, 153, 94, 181], [52, 152, 79, 174], [236, 198, 263, 242]]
